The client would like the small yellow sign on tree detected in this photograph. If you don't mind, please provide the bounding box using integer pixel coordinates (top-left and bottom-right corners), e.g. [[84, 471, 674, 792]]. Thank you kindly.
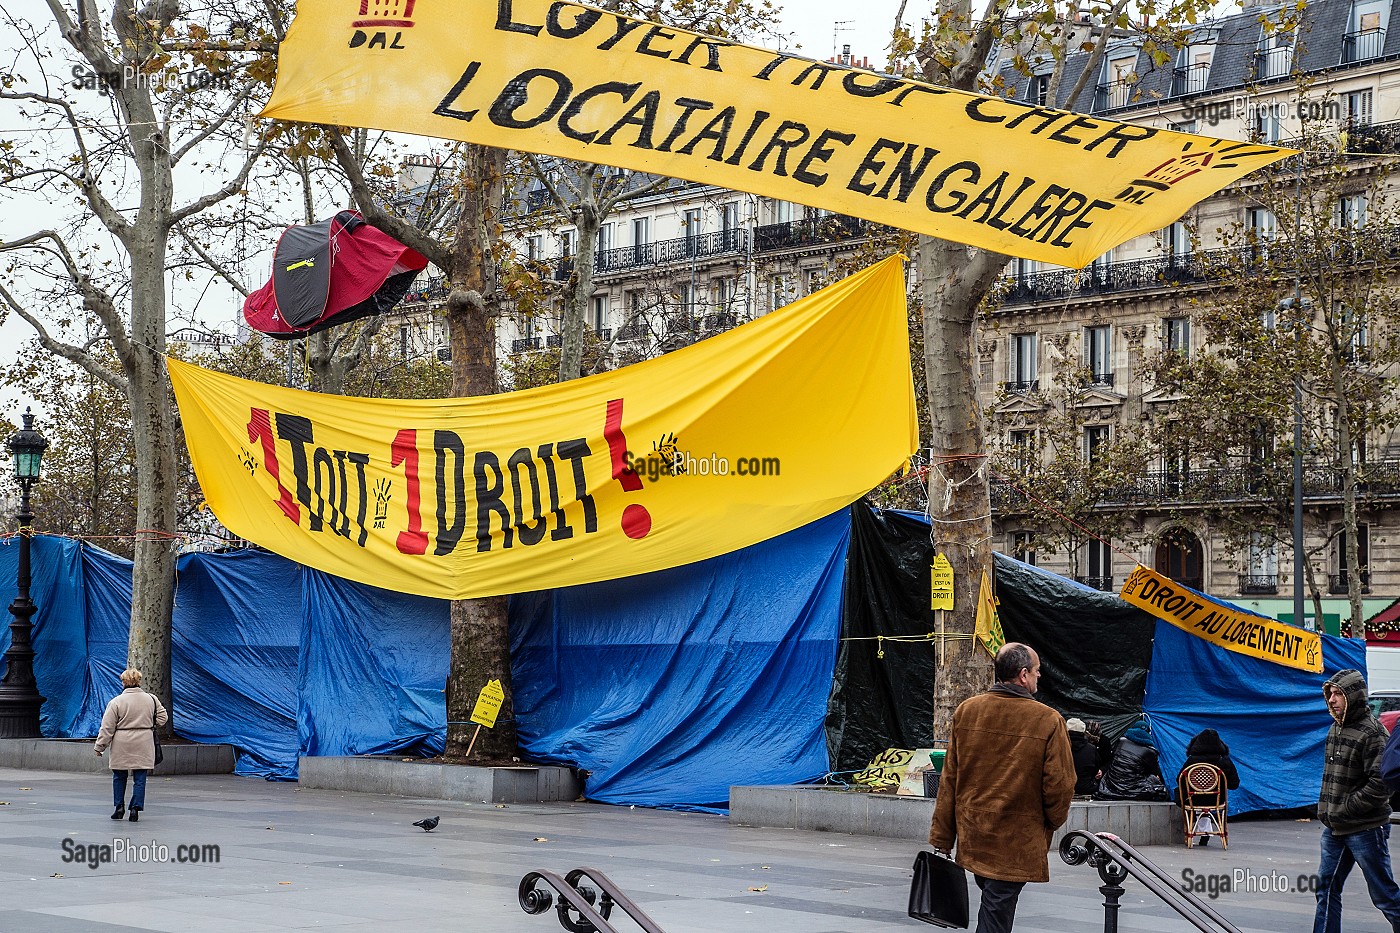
[[470, 679, 506, 729], [930, 554, 955, 611]]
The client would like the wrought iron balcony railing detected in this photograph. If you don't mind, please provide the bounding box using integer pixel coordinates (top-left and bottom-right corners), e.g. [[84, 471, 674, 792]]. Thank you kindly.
[[1085, 372, 1115, 388], [1343, 27, 1385, 63], [753, 215, 870, 251], [1077, 576, 1115, 592], [1329, 571, 1371, 594], [511, 337, 543, 353], [990, 461, 1400, 511], [1255, 46, 1293, 79], [1094, 80, 1133, 111], [1003, 380, 1040, 394], [1239, 574, 1279, 594], [1171, 62, 1211, 97]]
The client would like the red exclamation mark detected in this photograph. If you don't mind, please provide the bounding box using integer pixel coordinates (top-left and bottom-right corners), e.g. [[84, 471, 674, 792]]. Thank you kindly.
[[605, 398, 651, 539]]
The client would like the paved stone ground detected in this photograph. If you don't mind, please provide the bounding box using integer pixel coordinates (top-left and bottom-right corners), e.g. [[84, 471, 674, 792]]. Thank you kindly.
[[0, 768, 1394, 931]]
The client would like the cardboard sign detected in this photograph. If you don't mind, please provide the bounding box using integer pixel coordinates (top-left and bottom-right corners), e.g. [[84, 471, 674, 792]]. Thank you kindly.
[[470, 679, 506, 728], [930, 553, 954, 610]]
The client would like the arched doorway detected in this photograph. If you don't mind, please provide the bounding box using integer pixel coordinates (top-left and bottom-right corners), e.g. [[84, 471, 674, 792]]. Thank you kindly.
[[1155, 529, 1204, 591]]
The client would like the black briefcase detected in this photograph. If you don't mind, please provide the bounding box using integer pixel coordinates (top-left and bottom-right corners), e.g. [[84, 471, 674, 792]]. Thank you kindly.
[[908, 850, 969, 928]]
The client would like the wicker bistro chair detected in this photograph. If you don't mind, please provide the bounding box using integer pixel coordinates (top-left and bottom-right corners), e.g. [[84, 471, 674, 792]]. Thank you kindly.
[[1179, 762, 1229, 849]]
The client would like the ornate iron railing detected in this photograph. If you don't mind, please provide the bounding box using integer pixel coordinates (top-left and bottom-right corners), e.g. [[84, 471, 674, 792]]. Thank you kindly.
[[1095, 80, 1133, 111], [991, 461, 1400, 511], [1002, 380, 1039, 394], [1330, 571, 1371, 594], [1078, 576, 1115, 592], [753, 214, 870, 251], [1239, 574, 1279, 594], [512, 337, 543, 353], [1060, 831, 1244, 933], [520, 867, 667, 933]]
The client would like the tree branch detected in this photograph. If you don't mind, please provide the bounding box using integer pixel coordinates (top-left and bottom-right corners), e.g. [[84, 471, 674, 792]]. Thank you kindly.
[[324, 126, 451, 269], [171, 136, 267, 224], [0, 281, 129, 394], [173, 221, 249, 297]]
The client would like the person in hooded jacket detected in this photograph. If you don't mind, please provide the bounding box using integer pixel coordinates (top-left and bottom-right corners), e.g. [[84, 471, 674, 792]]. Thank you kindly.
[[1094, 719, 1168, 801], [1313, 669, 1400, 933], [1065, 718, 1100, 796], [1178, 728, 1240, 846]]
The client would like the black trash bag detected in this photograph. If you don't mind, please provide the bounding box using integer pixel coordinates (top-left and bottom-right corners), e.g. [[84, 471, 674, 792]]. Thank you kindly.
[[1095, 736, 1169, 801]]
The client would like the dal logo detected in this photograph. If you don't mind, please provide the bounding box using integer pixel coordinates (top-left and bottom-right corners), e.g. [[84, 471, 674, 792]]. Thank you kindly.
[[349, 0, 415, 50]]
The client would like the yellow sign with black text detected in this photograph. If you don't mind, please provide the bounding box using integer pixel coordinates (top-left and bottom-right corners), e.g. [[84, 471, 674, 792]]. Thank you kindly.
[[471, 679, 506, 728], [259, 0, 1292, 268], [170, 258, 916, 600], [1119, 565, 1322, 673]]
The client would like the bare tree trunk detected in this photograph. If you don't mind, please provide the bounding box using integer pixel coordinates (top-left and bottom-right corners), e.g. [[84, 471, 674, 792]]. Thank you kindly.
[[919, 236, 1008, 739], [442, 144, 518, 760], [559, 169, 601, 382]]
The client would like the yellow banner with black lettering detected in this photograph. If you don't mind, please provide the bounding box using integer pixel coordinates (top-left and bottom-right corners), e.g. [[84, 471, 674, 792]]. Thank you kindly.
[[259, 0, 1291, 267], [170, 257, 916, 600], [1120, 565, 1322, 673]]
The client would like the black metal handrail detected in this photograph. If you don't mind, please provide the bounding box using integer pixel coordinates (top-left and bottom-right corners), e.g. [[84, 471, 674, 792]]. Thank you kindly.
[[1343, 27, 1385, 63], [1077, 575, 1115, 592], [520, 867, 667, 933], [1095, 80, 1133, 111], [1003, 379, 1039, 394], [1060, 830, 1243, 933], [753, 214, 870, 251], [511, 337, 543, 354]]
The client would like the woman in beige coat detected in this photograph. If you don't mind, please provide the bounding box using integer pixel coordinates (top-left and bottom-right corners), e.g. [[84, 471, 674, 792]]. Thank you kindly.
[[94, 669, 169, 822]]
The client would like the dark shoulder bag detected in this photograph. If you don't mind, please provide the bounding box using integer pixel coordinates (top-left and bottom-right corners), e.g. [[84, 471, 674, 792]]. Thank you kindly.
[[150, 696, 164, 766]]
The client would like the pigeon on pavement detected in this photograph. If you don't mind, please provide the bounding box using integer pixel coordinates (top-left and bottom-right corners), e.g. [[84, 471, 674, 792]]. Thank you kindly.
[[413, 816, 440, 832]]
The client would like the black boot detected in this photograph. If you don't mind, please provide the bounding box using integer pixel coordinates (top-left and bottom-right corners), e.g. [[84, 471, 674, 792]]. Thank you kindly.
[[110, 806, 125, 820], [128, 805, 141, 822]]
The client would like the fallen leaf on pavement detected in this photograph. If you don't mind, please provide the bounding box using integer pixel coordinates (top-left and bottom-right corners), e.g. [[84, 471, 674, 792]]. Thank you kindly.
[[747, 885, 768, 892], [533, 837, 548, 843]]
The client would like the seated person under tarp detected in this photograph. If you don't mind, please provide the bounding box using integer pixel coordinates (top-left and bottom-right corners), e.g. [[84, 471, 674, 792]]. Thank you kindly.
[[1095, 719, 1168, 801], [1067, 718, 1100, 796]]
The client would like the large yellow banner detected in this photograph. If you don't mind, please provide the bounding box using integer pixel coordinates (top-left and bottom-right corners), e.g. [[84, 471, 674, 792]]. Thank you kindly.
[[1120, 565, 1322, 673], [259, 0, 1291, 267], [171, 257, 917, 599]]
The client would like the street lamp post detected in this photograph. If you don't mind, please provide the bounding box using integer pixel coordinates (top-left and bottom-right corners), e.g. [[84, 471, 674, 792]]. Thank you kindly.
[[0, 408, 49, 738]]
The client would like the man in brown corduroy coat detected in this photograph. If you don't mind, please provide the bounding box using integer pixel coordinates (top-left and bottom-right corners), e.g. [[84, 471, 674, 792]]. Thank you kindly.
[[929, 642, 1075, 933]]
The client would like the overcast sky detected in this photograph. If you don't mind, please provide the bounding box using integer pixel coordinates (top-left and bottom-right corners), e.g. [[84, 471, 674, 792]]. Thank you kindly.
[[778, 1, 904, 67]]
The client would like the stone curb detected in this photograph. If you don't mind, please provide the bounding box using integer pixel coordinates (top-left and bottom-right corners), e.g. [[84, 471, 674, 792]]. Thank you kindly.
[[297, 755, 584, 804], [0, 738, 235, 775]]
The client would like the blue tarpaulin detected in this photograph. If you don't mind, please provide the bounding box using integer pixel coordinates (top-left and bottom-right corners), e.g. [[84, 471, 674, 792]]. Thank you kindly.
[[0, 513, 849, 806], [0, 520, 1369, 814], [1145, 615, 1365, 815], [511, 508, 850, 811]]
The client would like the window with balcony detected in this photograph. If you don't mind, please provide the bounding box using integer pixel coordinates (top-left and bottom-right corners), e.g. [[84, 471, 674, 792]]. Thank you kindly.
[[1012, 531, 1037, 566], [1344, 4, 1386, 63], [1164, 317, 1191, 358], [1247, 207, 1276, 259], [1332, 523, 1371, 593], [1163, 439, 1191, 496], [1337, 193, 1369, 229], [683, 209, 703, 254], [1254, 105, 1283, 143], [1242, 531, 1279, 593], [1098, 54, 1137, 109], [1009, 430, 1036, 473], [1256, 31, 1294, 79], [721, 201, 741, 250], [526, 234, 542, 262], [1166, 221, 1192, 260], [1008, 333, 1038, 392], [1085, 425, 1111, 463], [595, 223, 612, 253], [1173, 44, 1214, 96], [1082, 539, 1113, 591], [1027, 74, 1050, 105], [1085, 325, 1112, 386], [1346, 89, 1374, 128], [592, 295, 609, 335], [770, 274, 792, 311]]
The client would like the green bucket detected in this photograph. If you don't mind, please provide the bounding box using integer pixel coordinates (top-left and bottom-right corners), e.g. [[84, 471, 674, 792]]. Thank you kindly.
[[929, 750, 947, 773]]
